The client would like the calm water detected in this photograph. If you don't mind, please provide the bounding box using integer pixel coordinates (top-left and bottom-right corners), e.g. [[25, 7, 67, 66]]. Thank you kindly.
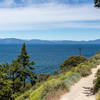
[[0, 44, 100, 74]]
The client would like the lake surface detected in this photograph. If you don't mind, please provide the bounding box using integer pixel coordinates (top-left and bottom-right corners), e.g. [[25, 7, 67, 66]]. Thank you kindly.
[[0, 44, 100, 74]]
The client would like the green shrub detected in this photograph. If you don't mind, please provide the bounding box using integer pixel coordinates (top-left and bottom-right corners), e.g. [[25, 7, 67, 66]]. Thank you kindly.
[[58, 71, 73, 80], [27, 71, 80, 100], [0, 72, 12, 100], [94, 76, 100, 93], [64, 73, 80, 87], [74, 63, 91, 77], [15, 82, 44, 100], [40, 72, 80, 100], [40, 80, 67, 100], [29, 86, 43, 100], [60, 55, 88, 71]]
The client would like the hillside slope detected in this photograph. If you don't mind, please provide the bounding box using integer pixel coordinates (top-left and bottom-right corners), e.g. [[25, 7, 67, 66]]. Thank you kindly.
[[16, 51, 100, 100]]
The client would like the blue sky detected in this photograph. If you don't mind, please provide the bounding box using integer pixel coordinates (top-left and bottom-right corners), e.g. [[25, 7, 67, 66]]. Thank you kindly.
[[0, 0, 100, 40]]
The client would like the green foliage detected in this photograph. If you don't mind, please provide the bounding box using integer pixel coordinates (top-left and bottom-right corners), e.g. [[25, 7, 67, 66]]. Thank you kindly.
[[28, 71, 80, 100], [93, 52, 100, 98], [17, 43, 35, 87], [29, 86, 43, 100], [16, 51, 100, 100], [74, 63, 92, 77], [94, 76, 100, 93], [64, 73, 80, 87], [0, 66, 12, 100], [60, 55, 88, 71], [94, 69, 100, 94], [1, 46, 100, 100], [10, 60, 22, 94], [12, 51, 100, 100], [91, 51, 100, 63], [0, 43, 36, 100], [40, 80, 67, 100], [15, 82, 42, 100], [58, 71, 77, 81], [94, 0, 100, 7]]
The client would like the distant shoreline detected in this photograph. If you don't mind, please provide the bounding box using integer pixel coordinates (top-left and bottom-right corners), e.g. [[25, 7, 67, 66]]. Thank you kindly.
[[0, 38, 100, 44]]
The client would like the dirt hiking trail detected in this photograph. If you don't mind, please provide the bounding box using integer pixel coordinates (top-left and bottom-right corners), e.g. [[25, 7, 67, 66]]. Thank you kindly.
[[60, 65, 100, 100]]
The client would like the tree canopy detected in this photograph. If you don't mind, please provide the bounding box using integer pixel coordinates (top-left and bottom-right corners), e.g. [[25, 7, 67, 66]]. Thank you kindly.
[[60, 55, 88, 71], [94, 0, 100, 7], [17, 43, 35, 87]]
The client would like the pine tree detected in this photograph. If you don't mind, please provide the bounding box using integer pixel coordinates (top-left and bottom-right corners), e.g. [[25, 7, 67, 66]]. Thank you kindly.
[[17, 43, 35, 87], [10, 60, 22, 94]]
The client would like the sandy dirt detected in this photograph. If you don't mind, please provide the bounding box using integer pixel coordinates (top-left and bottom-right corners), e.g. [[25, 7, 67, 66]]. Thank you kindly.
[[60, 65, 100, 100]]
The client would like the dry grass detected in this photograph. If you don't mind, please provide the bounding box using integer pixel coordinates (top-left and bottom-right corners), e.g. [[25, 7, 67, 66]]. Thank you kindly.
[[47, 89, 66, 100]]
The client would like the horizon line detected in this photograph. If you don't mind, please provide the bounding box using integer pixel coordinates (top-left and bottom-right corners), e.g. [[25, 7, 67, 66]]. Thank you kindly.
[[0, 37, 100, 42]]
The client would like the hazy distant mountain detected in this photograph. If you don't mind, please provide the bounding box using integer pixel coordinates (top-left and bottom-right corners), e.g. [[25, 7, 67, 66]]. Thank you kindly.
[[0, 38, 27, 44], [0, 38, 100, 44]]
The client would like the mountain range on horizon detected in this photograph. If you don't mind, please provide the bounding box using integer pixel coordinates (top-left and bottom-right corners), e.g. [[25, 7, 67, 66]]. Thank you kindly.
[[0, 38, 100, 44]]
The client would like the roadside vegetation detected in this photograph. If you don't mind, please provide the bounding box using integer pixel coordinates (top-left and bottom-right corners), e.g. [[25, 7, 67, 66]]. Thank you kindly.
[[94, 65, 100, 100], [16, 50, 100, 100], [94, 70, 100, 100], [87, 51, 100, 100]]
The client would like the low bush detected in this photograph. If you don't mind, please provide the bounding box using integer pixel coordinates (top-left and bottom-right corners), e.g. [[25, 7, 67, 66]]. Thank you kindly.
[[94, 76, 100, 93], [29, 86, 43, 100], [60, 55, 88, 71], [41, 72, 80, 100], [64, 73, 80, 87], [15, 82, 44, 100], [40, 80, 67, 100], [74, 63, 92, 77], [28, 71, 80, 100], [58, 71, 74, 80], [94, 69, 100, 94]]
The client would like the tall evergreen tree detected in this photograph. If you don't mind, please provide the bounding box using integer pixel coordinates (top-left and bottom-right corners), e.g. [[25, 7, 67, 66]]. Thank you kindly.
[[10, 60, 22, 94], [17, 43, 35, 87]]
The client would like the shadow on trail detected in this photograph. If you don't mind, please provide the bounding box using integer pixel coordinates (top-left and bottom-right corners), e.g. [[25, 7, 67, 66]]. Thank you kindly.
[[82, 87, 94, 96]]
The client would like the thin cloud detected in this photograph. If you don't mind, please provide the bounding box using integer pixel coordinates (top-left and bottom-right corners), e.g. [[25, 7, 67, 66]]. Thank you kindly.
[[0, 0, 93, 7], [0, 2, 99, 30]]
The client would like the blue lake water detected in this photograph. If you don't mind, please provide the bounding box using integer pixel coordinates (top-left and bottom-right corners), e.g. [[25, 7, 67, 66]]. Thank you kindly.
[[0, 44, 100, 74]]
